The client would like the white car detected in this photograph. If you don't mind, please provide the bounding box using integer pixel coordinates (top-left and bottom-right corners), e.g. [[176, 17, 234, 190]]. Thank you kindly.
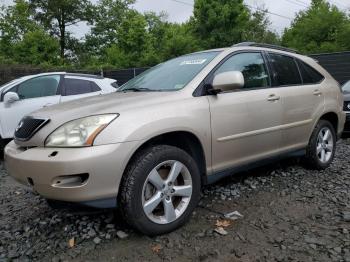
[[0, 72, 118, 148]]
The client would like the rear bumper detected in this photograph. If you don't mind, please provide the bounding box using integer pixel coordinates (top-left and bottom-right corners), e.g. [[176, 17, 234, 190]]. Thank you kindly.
[[4, 140, 140, 204]]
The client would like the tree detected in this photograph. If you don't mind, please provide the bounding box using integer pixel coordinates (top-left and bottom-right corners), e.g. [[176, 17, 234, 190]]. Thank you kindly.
[[191, 0, 250, 49], [161, 22, 201, 59], [0, 0, 38, 58], [103, 10, 150, 68], [282, 0, 350, 53], [29, 0, 93, 59], [86, 0, 135, 53], [13, 29, 60, 65], [242, 8, 280, 44]]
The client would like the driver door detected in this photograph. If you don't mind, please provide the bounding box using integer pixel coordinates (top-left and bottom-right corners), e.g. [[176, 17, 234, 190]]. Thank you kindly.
[[208, 52, 283, 173], [0, 75, 61, 138]]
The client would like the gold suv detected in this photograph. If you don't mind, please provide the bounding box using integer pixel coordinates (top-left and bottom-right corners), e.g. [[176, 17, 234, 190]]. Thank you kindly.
[[5, 43, 345, 235]]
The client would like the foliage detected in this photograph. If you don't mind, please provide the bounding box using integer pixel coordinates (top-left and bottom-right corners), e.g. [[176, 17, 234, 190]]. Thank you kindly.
[[13, 29, 60, 65], [0, 0, 39, 58], [242, 8, 280, 45], [0, 0, 349, 69], [191, 0, 250, 49], [282, 0, 350, 53]]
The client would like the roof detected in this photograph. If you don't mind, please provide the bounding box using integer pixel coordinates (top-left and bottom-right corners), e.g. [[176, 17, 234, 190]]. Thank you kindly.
[[29, 72, 104, 79]]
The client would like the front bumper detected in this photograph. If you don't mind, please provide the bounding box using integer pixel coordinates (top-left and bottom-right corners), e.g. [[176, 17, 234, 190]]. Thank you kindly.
[[4, 140, 140, 205]]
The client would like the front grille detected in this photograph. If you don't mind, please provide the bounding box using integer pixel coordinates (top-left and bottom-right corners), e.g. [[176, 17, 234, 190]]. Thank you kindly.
[[344, 101, 350, 112], [14, 117, 49, 141], [344, 114, 350, 132]]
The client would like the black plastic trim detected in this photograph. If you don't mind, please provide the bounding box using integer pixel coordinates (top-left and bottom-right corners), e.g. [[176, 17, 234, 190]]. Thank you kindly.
[[203, 148, 306, 185]]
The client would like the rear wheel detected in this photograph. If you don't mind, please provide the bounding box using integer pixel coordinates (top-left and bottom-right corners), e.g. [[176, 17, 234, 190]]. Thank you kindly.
[[0, 138, 11, 159], [303, 120, 336, 170], [119, 145, 201, 236]]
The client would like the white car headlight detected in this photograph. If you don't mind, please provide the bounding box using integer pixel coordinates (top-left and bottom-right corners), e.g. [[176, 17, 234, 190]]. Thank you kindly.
[[45, 114, 118, 147]]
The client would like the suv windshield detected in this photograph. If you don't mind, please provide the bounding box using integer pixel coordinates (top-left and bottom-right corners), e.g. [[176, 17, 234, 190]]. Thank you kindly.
[[342, 81, 350, 93], [119, 51, 220, 92]]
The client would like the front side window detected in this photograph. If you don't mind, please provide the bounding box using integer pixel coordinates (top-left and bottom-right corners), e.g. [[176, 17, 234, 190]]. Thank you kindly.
[[214, 52, 270, 89], [64, 79, 101, 96], [119, 51, 220, 92], [268, 53, 302, 86], [16, 75, 60, 99]]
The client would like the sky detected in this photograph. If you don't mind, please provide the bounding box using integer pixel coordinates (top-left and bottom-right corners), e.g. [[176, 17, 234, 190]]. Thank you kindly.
[[1, 0, 350, 38]]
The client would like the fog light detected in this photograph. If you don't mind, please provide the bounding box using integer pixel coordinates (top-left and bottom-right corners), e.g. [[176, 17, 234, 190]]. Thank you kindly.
[[52, 174, 89, 188]]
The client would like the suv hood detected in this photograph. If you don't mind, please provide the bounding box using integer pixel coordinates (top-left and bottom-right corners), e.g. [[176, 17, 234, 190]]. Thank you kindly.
[[15, 91, 183, 147]]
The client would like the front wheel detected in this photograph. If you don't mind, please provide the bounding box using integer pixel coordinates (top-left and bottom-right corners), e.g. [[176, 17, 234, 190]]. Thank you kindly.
[[303, 120, 336, 170], [119, 145, 201, 236]]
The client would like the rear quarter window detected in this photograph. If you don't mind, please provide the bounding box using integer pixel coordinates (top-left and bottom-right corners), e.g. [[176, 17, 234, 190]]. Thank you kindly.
[[64, 78, 101, 96], [111, 81, 119, 89], [296, 60, 324, 84]]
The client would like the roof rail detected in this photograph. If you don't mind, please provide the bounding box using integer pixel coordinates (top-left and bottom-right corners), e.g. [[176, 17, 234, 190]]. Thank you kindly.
[[65, 73, 104, 79], [233, 42, 300, 54]]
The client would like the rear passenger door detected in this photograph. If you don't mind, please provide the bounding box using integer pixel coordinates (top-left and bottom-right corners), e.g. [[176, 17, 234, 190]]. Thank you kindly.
[[267, 53, 325, 151], [60, 77, 102, 103]]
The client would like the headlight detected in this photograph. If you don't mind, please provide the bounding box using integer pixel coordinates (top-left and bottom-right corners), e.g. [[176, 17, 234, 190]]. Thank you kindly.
[[45, 114, 118, 147]]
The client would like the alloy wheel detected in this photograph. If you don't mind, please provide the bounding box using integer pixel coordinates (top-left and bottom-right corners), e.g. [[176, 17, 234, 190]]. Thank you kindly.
[[316, 127, 334, 163], [142, 160, 193, 225]]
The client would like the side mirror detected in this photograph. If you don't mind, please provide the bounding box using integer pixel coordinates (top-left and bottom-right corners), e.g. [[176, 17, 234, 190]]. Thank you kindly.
[[210, 71, 245, 94], [4, 92, 19, 104]]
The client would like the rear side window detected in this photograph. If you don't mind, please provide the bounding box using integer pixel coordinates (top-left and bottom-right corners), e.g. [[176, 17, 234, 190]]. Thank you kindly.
[[296, 60, 324, 84], [64, 79, 101, 96], [268, 53, 302, 86]]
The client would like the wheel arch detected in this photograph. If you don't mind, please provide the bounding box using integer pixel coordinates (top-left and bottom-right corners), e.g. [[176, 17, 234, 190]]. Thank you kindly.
[[120, 131, 208, 189], [319, 112, 338, 134]]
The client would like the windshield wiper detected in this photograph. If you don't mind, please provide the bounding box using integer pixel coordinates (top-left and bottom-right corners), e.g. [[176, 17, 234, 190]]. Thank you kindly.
[[118, 87, 153, 92]]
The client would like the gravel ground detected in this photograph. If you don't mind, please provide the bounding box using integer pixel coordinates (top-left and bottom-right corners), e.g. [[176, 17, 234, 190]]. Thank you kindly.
[[0, 140, 350, 262]]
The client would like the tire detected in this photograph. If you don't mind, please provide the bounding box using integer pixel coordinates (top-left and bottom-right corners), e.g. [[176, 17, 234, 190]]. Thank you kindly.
[[119, 145, 201, 236], [0, 138, 10, 160], [46, 199, 66, 209], [303, 120, 336, 170]]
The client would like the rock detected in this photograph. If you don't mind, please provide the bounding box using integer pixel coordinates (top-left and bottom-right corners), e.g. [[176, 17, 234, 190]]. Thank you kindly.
[[342, 212, 350, 222], [334, 247, 342, 253], [51, 256, 60, 262], [93, 237, 101, 245], [304, 236, 325, 246], [88, 229, 96, 237], [224, 210, 243, 221], [116, 230, 128, 239], [106, 224, 115, 229], [214, 227, 228, 236]]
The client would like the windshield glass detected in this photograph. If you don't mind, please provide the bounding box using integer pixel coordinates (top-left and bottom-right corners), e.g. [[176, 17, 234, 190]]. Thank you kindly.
[[342, 81, 350, 92], [119, 51, 220, 92]]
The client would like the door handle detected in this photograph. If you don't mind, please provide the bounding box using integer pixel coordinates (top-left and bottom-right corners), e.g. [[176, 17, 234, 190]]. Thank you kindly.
[[313, 89, 322, 96], [267, 94, 280, 102]]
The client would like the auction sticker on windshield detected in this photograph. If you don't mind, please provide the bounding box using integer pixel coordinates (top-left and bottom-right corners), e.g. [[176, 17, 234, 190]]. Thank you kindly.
[[180, 59, 207, 65]]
